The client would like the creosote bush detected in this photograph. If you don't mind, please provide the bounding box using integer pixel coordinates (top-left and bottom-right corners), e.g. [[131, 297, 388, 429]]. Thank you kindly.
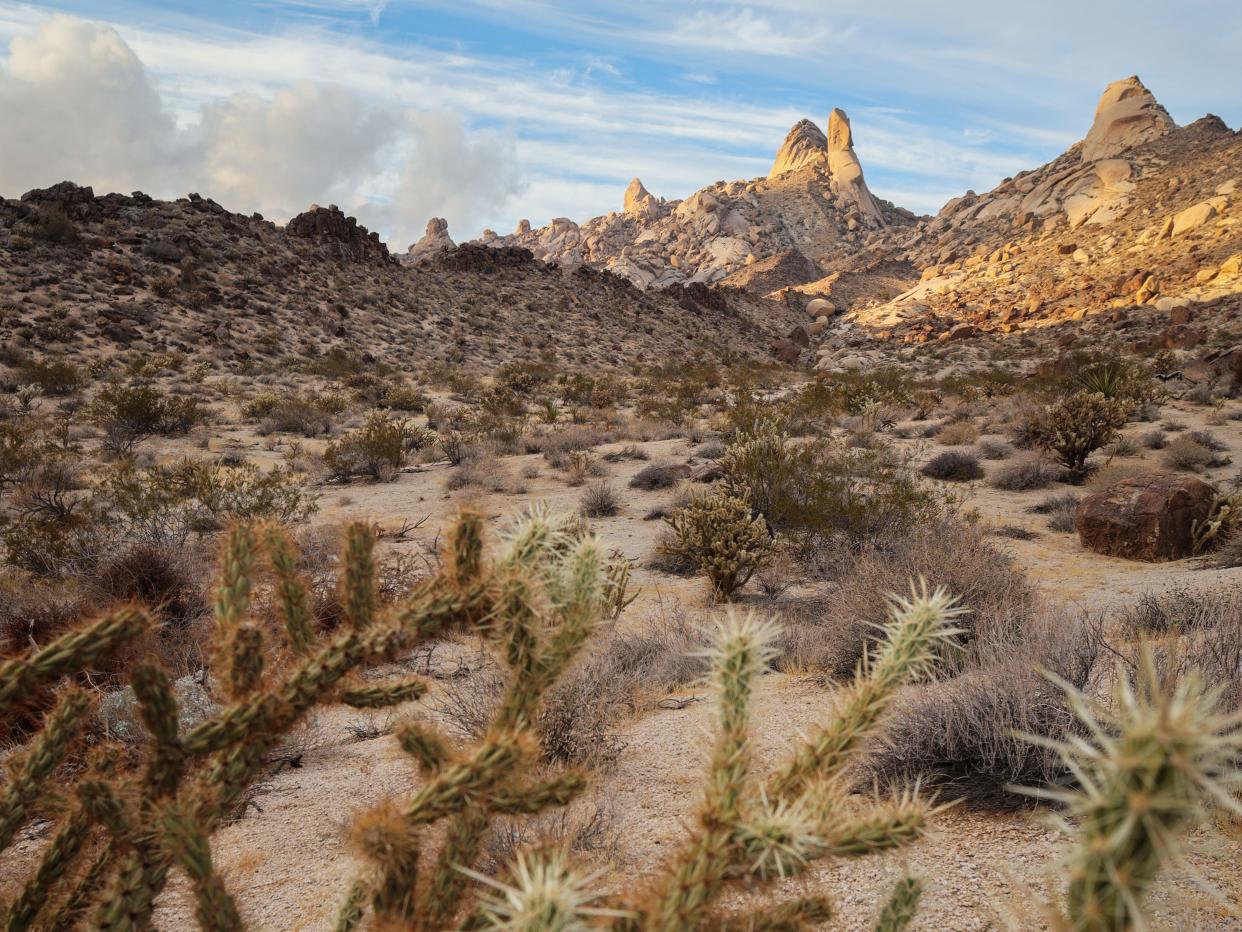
[[660, 488, 773, 601], [323, 411, 431, 481], [90, 382, 203, 455], [721, 420, 943, 553], [989, 454, 1059, 491]]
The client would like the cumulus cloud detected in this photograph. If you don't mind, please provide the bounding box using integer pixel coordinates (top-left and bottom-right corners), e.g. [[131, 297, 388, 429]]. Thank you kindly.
[[369, 111, 522, 247], [0, 15, 178, 196], [0, 14, 521, 246], [193, 83, 398, 218]]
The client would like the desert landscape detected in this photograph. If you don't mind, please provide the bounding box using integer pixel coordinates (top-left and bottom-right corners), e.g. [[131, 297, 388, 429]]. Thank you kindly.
[[1, 5, 1242, 931]]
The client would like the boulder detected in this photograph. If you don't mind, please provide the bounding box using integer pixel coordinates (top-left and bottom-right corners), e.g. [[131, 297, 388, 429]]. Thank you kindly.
[[805, 297, 837, 318], [623, 178, 659, 219], [404, 217, 455, 262], [1076, 473, 1217, 561], [1171, 200, 1218, 236]]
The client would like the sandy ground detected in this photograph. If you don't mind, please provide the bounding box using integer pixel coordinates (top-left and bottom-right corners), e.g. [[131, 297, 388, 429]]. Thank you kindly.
[[5, 401, 1242, 929]]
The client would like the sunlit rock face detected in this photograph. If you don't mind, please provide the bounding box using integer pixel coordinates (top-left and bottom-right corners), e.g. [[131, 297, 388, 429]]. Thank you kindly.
[[1081, 75, 1175, 162], [403, 216, 455, 264], [826, 108, 884, 225], [769, 119, 828, 178]]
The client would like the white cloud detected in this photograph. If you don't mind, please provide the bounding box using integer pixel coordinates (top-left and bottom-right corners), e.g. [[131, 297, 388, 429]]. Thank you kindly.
[[367, 112, 523, 248], [0, 15, 178, 196], [0, 13, 523, 246], [193, 83, 397, 218]]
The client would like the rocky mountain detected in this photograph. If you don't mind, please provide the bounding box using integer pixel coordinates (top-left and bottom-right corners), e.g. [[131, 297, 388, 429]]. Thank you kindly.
[[473, 106, 916, 292], [839, 76, 1241, 358], [428, 75, 1236, 372], [0, 183, 801, 376]]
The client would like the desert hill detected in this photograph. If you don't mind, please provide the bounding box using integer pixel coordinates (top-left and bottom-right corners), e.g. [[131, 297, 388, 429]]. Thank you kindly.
[[0, 184, 802, 375]]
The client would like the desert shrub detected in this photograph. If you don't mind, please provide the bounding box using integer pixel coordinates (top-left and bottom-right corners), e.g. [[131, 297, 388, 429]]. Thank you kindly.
[[91, 542, 208, 632], [721, 420, 943, 551], [2, 507, 107, 576], [1028, 492, 1080, 533], [536, 425, 601, 467], [250, 390, 347, 437], [1024, 391, 1129, 481], [920, 449, 983, 482], [565, 450, 606, 486], [629, 463, 683, 490], [1141, 429, 1168, 450], [172, 460, 318, 527], [90, 382, 202, 455], [936, 420, 979, 445], [864, 612, 1100, 808], [322, 411, 413, 481], [580, 481, 619, 518], [1161, 436, 1215, 472], [661, 488, 773, 601], [785, 369, 916, 425], [16, 357, 80, 395], [989, 454, 1059, 491], [810, 520, 1039, 679], [976, 437, 1013, 460], [28, 205, 79, 244], [1115, 586, 1242, 714], [439, 611, 711, 768], [99, 459, 317, 546], [1186, 429, 1228, 452], [0, 574, 86, 655]]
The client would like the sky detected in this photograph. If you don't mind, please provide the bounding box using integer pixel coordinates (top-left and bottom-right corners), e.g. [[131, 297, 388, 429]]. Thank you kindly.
[[0, 1, 1238, 250]]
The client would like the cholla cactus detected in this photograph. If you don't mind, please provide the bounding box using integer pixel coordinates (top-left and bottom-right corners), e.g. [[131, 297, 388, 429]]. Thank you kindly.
[[0, 504, 978, 932], [339, 503, 612, 931], [1023, 647, 1242, 931], [473, 586, 963, 931], [0, 510, 498, 931], [661, 488, 773, 601], [1027, 391, 1130, 480]]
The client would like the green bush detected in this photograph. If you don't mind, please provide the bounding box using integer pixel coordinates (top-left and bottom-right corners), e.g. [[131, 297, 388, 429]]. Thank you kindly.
[[28, 206, 80, 244], [90, 383, 203, 455], [16, 357, 81, 395], [99, 459, 318, 547], [247, 390, 345, 436], [721, 420, 944, 552], [660, 488, 772, 601], [323, 411, 429, 481]]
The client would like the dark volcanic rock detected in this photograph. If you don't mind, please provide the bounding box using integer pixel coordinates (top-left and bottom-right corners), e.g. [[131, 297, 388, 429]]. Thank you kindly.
[[286, 204, 390, 264]]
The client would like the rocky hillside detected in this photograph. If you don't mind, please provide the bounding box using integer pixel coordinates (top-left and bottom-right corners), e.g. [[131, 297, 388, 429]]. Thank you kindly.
[[0, 184, 803, 377], [844, 77, 1241, 349], [464, 106, 916, 292]]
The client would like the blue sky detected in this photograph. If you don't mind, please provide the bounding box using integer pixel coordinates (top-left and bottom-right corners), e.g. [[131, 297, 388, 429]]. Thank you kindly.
[[1, 1, 1239, 248]]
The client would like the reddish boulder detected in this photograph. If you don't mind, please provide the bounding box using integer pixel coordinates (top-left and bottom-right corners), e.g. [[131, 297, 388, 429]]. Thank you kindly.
[[1076, 474, 1217, 561]]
